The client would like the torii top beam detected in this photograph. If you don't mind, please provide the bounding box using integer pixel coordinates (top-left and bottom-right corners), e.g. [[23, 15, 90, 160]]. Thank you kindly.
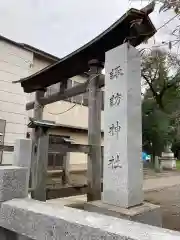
[[16, 3, 156, 93]]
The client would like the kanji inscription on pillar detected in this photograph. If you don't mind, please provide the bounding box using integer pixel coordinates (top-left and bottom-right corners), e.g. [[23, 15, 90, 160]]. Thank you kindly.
[[103, 43, 143, 208]]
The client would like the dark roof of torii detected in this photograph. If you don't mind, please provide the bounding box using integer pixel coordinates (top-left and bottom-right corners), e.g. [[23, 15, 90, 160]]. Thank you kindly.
[[17, 5, 156, 93]]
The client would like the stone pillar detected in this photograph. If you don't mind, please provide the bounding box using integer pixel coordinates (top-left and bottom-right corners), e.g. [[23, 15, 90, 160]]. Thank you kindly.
[[0, 166, 28, 202], [0, 199, 178, 240], [103, 43, 143, 208], [0, 166, 29, 240], [13, 139, 32, 185], [84, 43, 162, 227]]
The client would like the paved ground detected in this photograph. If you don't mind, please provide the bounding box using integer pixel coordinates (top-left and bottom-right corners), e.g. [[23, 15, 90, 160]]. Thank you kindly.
[[143, 168, 180, 179], [145, 186, 180, 231], [48, 170, 180, 231], [143, 170, 180, 230], [143, 174, 180, 192]]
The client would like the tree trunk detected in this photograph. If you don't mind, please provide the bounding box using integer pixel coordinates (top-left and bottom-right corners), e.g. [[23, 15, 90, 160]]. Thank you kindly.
[[178, 150, 180, 160], [152, 151, 156, 168]]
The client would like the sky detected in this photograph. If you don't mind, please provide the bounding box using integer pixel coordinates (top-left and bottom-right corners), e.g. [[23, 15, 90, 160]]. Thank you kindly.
[[0, 0, 179, 58]]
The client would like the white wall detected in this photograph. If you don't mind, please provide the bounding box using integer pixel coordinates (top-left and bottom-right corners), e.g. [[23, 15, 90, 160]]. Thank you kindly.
[[0, 39, 103, 166], [0, 42, 104, 167], [0, 40, 33, 163], [44, 101, 104, 131]]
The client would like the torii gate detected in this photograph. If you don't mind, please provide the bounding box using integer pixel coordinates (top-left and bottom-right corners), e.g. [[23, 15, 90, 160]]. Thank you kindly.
[[15, 2, 156, 201]]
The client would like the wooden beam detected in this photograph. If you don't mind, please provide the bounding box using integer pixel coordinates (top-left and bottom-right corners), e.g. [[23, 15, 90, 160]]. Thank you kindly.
[[0, 145, 14, 152], [49, 143, 90, 154], [47, 169, 63, 178], [87, 59, 103, 201], [32, 133, 49, 201], [0, 144, 103, 154], [46, 182, 103, 200], [26, 75, 105, 110], [46, 184, 88, 199]]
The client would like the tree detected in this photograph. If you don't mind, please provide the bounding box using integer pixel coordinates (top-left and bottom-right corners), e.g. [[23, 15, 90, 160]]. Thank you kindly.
[[160, 0, 180, 13], [142, 93, 174, 159], [141, 49, 180, 112], [141, 49, 180, 160]]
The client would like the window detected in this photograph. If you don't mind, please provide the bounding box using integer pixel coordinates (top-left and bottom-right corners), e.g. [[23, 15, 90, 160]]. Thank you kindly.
[[46, 79, 74, 97], [49, 135, 70, 144], [83, 92, 88, 106], [48, 153, 64, 170], [101, 147, 104, 177], [48, 135, 70, 169], [45, 79, 104, 110], [48, 153, 54, 167], [71, 80, 83, 104], [101, 91, 104, 110], [46, 82, 60, 97], [26, 132, 30, 139], [0, 119, 6, 164]]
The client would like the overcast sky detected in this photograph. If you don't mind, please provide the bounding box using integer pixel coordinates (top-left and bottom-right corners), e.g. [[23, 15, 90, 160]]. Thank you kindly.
[[0, 0, 179, 58]]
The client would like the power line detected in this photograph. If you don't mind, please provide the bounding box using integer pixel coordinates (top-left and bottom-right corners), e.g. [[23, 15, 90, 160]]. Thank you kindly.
[[156, 13, 179, 32], [47, 73, 102, 115], [138, 11, 180, 54], [47, 103, 76, 115]]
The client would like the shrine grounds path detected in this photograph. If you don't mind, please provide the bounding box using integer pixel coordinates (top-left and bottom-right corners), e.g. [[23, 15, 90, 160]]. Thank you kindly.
[[144, 169, 180, 231], [48, 169, 180, 231]]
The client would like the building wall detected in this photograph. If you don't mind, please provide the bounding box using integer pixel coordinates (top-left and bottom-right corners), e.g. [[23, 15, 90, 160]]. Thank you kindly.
[[0, 40, 104, 166], [0, 39, 33, 163]]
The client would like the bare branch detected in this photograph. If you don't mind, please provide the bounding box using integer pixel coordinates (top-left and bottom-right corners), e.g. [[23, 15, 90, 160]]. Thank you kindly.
[[142, 73, 158, 99]]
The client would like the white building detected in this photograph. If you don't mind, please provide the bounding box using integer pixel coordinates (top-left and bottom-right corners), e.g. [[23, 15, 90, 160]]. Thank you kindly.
[[0, 35, 104, 169]]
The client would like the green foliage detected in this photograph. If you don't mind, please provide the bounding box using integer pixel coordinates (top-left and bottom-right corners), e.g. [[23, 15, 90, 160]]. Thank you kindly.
[[172, 138, 180, 158], [141, 49, 180, 111], [142, 97, 172, 156], [176, 160, 180, 170], [142, 49, 180, 157]]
